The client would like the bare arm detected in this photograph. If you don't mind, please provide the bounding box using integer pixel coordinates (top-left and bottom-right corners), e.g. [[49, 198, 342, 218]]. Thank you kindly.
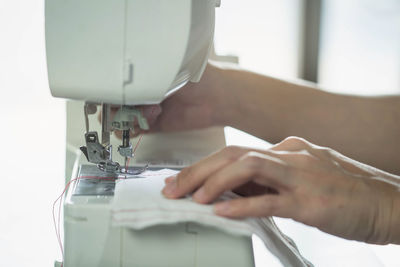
[[214, 66, 400, 174], [143, 64, 400, 174], [142, 64, 400, 244]]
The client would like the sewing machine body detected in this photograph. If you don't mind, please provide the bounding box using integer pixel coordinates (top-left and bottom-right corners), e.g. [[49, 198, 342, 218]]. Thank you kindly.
[[46, 0, 221, 174], [46, 0, 256, 265], [61, 165, 255, 267], [46, 0, 219, 105]]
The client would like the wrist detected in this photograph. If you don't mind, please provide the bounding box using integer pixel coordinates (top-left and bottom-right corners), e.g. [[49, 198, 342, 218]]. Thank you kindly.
[[388, 191, 400, 244], [372, 182, 400, 245], [359, 175, 400, 245], [207, 64, 242, 127]]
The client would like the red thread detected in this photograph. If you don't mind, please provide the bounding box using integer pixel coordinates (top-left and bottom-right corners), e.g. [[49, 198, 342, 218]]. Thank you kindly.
[[125, 106, 155, 172], [54, 106, 156, 265], [52, 176, 122, 266], [133, 134, 144, 154]]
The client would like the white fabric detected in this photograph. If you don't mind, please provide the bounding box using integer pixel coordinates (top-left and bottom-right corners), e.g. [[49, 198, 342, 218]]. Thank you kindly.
[[111, 169, 311, 267]]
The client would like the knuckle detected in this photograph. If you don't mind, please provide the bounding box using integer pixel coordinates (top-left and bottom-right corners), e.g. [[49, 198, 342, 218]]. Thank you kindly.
[[317, 147, 334, 158], [177, 167, 195, 186], [211, 176, 225, 189], [222, 146, 245, 160], [242, 152, 264, 170], [203, 179, 222, 195], [197, 177, 228, 203], [178, 167, 191, 178], [228, 200, 247, 216], [261, 196, 278, 214], [283, 136, 308, 147], [291, 153, 316, 166]]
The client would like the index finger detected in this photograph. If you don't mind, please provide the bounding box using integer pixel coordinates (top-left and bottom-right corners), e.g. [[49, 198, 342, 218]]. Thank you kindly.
[[162, 146, 248, 198]]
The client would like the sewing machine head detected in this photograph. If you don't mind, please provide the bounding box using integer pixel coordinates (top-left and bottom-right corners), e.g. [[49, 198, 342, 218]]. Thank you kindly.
[[45, 0, 220, 173]]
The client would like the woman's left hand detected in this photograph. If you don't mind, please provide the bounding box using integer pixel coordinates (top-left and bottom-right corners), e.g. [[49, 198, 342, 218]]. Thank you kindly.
[[162, 137, 400, 245]]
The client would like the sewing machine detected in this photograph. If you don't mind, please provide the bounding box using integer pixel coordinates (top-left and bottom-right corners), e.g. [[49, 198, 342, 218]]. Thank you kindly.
[[45, 0, 256, 266]]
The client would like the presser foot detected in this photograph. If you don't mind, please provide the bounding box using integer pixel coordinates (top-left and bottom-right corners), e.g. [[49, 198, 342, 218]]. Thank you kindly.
[[97, 161, 120, 173], [119, 164, 149, 175], [95, 160, 148, 175]]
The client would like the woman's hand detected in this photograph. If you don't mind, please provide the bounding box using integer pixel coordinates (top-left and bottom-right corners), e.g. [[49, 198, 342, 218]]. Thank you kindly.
[[136, 63, 234, 134], [162, 137, 400, 245], [102, 63, 233, 138]]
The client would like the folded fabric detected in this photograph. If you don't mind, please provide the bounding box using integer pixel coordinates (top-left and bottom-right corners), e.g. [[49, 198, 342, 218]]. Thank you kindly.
[[111, 169, 312, 267]]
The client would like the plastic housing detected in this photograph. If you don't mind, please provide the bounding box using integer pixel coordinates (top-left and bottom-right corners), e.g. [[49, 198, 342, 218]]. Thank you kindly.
[[45, 0, 218, 105]]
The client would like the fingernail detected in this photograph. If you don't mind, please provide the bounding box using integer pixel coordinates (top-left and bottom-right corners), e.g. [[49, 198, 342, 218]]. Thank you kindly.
[[193, 187, 207, 203], [164, 176, 176, 184], [214, 202, 231, 215], [162, 180, 177, 197]]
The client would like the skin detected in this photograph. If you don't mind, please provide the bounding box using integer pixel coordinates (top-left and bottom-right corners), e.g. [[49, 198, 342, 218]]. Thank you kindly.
[[140, 63, 400, 175], [132, 63, 400, 244], [162, 138, 400, 245]]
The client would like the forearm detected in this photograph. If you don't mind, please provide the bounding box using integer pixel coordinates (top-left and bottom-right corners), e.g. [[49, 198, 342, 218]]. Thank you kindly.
[[215, 67, 400, 174]]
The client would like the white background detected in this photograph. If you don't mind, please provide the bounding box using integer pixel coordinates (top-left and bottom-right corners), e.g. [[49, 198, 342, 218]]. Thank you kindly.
[[0, 0, 399, 266], [0, 0, 65, 266]]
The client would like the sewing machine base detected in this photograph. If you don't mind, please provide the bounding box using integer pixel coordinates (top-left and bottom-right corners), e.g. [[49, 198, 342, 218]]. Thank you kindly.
[[59, 165, 255, 267]]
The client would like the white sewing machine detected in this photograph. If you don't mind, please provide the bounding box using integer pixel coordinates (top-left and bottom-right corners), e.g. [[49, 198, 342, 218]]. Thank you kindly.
[[45, 0, 255, 266]]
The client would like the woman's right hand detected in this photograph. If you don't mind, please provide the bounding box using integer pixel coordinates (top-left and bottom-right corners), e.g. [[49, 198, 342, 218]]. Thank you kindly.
[[162, 137, 400, 245]]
